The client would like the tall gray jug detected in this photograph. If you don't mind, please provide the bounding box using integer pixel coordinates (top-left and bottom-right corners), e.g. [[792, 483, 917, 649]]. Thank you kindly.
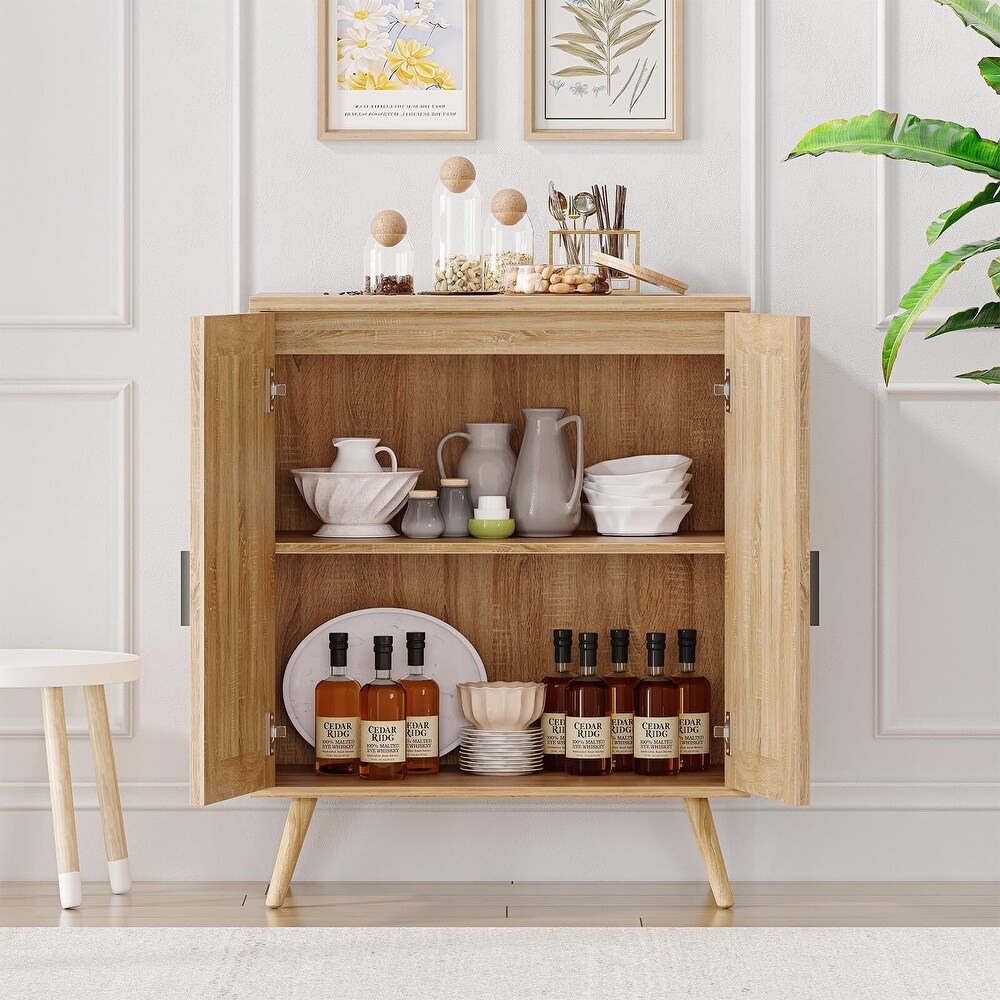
[[509, 408, 584, 537], [436, 422, 517, 504]]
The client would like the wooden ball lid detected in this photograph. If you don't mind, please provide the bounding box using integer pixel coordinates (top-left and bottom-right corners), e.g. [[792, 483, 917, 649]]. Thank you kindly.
[[370, 210, 407, 248], [491, 188, 528, 226], [439, 156, 477, 193]]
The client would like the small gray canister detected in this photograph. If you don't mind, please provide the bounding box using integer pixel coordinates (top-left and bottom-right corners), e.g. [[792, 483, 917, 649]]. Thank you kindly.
[[439, 478, 473, 537]]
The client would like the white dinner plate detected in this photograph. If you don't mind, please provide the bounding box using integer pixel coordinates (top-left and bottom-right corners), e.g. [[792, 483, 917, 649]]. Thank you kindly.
[[282, 607, 487, 756]]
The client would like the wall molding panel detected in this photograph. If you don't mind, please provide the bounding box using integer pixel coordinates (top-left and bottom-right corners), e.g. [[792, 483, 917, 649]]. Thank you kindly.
[[741, 0, 764, 312]]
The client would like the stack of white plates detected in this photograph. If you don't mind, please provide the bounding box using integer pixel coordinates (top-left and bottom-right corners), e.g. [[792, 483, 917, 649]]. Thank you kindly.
[[583, 455, 694, 536], [459, 728, 543, 775]]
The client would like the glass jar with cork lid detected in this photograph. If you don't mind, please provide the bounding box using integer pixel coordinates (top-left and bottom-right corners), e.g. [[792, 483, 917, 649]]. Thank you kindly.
[[432, 156, 483, 292], [483, 188, 533, 292], [364, 210, 415, 295]]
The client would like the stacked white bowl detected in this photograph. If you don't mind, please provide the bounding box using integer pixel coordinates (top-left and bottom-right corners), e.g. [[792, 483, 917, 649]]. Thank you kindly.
[[457, 681, 545, 775], [583, 454, 693, 536]]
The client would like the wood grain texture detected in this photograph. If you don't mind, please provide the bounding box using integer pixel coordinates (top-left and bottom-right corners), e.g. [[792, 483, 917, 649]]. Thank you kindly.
[[274, 354, 725, 534], [274, 552, 725, 768], [40, 687, 78, 876], [190, 315, 277, 805], [254, 765, 742, 798], [592, 252, 689, 294], [683, 797, 734, 908], [724, 313, 810, 806], [83, 685, 128, 863], [265, 797, 317, 908]]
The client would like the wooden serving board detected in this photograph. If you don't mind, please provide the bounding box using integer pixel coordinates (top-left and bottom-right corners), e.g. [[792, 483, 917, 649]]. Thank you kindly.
[[592, 251, 689, 295]]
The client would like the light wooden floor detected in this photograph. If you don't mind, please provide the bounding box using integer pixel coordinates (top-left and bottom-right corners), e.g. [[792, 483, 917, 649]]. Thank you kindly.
[[1, 882, 997, 927]]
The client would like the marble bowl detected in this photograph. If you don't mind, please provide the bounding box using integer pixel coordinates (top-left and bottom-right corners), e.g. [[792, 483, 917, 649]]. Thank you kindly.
[[292, 468, 421, 538], [457, 681, 546, 731]]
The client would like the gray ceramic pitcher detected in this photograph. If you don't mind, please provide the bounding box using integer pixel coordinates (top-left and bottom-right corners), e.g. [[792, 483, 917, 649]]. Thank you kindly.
[[436, 423, 517, 504], [509, 408, 584, 537]]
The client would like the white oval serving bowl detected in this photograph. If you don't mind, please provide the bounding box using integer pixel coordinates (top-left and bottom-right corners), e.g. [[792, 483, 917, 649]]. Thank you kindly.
[[584, 503, 693, 537], [584, 457, 693, 487], [583, 476, 692, 504], [583, 490, 689, 509], [457, 681, 546, 731], [292, 468, 420, 538], [585, 454, 691, 476]]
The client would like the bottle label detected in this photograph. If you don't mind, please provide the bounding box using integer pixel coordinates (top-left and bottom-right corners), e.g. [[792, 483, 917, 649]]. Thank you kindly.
[[541, 713, 566, 755], [406, 716, 439, 759], [679, 712, 710, 755], [565, 716, 611, 760], [315, 716, 359, 760], [611, 713, 634, 755], [360, 720, 406, 763], [633, 716, 679, 759]]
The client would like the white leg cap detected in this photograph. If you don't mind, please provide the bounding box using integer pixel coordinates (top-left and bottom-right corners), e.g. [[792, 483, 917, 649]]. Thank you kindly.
[[108, 857, 131, 894], [58, 871, 82, 909]]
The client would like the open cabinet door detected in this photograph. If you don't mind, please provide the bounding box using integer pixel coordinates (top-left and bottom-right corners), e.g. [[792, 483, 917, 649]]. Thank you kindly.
[[724, 313, 810, 805], [190, 314, 276, 805]]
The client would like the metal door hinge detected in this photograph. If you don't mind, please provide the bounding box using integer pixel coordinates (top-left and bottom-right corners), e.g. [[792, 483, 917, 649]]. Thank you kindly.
[[713, 369, 731, 412], [266, 713, 286, 756], [267, 369, 286, 412], [713, 712, 731, 756], [180, 550, 190, 626], [810, 550, 820, 626]]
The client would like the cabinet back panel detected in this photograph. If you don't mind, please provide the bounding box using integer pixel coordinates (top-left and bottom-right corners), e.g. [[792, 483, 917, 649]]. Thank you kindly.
[[274, 553, 724, 767], [274, 354, 725, 534]]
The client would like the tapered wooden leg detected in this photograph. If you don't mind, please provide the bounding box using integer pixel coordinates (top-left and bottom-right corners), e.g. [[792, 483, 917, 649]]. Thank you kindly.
[[265, 797, 317, 909], [83, 685, 130, 893], [683, 797, 734, 909], [40, 688, 81, 909]]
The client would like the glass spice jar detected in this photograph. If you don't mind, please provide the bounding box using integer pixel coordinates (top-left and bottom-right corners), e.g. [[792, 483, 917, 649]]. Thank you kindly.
[[401, 490, 445, 539], [439, 478, 473, 537], [364, 210, 415, 295], [483, 189, 533, 292], [432, 156, 483, 292]]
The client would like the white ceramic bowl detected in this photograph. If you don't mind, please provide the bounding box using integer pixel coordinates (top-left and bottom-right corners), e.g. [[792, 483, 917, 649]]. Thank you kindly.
[[583, 475, 692, 504], [584, 457, 693, 487], [292, 468, 420, 538], [457, 681, 546, 731], [583, 489, 689, 508], [585, 454, 691, 477], [584, 503, 693, 537]]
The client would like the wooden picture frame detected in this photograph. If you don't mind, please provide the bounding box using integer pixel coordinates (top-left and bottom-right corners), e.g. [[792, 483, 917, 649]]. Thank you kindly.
[[524, 0, 683, 140], [318, 0, 476, 140]]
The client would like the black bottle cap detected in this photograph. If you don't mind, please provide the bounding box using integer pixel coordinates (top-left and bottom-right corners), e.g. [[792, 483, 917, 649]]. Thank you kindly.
[[578, 631, 598, 670], [677, 628, 697, 664], [578, 632, 598, 649], [329, 633, 348, 668], [329, 632, 349, 650], [406, 631, 425, 667], [646, 631, 666, 669], [373, 635, 394, 653], [553, 628, 573, 664], [610, 628, 630, 664]]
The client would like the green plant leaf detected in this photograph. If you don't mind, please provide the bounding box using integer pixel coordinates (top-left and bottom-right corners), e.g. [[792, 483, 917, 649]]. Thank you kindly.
[[553, 31, 605, 48], [552, 66, 605, 78], [980, 56, 1000, 92], [957, 366, 1000, 382], [611, 1, 654, 31], [934, 0, 1000, 47], [786, 111, 1000, 180], [926, 301, 1000, 337], [989, 257, 1000, 293], [612, 20, 659, 58], [926, 181, 1000, 244], [882, 237, 1000, 382], [552, 43, 604, 68]]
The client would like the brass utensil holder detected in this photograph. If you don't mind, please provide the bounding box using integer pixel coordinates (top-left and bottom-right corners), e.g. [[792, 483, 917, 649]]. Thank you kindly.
[[547, 229, 641, 294]]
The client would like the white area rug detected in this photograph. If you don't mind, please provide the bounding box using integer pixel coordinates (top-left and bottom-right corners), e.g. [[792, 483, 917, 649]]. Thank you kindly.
[[3, 927, 997, 999]]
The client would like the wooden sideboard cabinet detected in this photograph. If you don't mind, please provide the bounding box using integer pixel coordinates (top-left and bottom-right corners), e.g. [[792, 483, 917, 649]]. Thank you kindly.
[[189, 295, 810, 909]]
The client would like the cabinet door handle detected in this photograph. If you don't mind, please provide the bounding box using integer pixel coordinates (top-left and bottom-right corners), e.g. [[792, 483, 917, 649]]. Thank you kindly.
[[810, 550, 819, 627], [180, 550, 191, 626]]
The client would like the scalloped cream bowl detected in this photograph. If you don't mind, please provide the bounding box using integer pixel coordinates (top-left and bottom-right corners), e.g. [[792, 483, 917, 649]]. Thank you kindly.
[[292, 468, 420, 537], [457, 681, 546, 731]]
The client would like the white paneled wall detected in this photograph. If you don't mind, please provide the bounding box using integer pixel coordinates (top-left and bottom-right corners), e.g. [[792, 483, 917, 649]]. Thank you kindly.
[[0, 0, 997, 882]]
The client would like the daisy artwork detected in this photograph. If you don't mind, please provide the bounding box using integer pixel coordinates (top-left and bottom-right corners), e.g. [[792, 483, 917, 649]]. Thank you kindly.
[[320, 0, 476, 139]]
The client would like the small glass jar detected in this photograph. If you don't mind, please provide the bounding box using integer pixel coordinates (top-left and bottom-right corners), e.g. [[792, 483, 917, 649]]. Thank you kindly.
[[432, 156, 483, 292], [401, 490, 445, 539], [483, 189, 533, 292], [364, 210, 415, 295], [505, 264, 611, 296], [439, 478, 473, 537]]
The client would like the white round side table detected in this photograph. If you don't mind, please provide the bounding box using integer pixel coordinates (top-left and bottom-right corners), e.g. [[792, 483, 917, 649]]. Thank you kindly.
[[0, 649, 140, 909]]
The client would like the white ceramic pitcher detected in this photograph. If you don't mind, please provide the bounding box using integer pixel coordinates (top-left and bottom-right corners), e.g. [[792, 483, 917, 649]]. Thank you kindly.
[[329, 437, 398, 473]]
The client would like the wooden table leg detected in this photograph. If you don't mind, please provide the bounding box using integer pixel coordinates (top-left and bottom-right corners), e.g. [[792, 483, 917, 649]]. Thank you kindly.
[[265, 797, 317, 909], [683, 797, 734, 909], [40, 687, 81, 909], [84, 685, 130, 894]]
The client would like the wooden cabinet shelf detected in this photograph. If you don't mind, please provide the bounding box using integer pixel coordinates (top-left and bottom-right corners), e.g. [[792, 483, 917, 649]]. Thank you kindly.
[[274, 531, 727, 556]]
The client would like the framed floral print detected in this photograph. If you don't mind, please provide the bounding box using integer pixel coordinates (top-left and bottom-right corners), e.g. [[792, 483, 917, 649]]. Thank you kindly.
[[525, 0, 683, 140], [319, 0, 476, 140]]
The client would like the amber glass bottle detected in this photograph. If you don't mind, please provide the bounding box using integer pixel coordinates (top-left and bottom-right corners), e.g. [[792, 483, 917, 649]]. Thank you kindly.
[[565, 632, 611, 776], [541, 628, 574, 771], [359, 635, 407, 780], [399, 631, 439, 774], [605, 628, 635, 772], [673, 629, 710, 771], [314, 632, 360, 775], [633, 632, 680, 776]]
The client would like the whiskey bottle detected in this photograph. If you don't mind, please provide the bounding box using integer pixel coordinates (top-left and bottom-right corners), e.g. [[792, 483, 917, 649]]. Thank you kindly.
[[606, 628, 635, 772], [399, 631, 440, 775], [564, 632, 611, 776], [541, 628, 574, 771], [674, 629, 710, 771], [314, 632, 360, 775], [633, 632, 680, 776], [359, 635, 407, 781]]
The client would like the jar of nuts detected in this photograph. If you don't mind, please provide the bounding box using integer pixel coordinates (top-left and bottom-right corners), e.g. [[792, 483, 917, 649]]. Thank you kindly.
[[364, 210, 415, 295], [432, 156, 484, 292], [483, 189, 534, 292], [504, 264, 611, 296]]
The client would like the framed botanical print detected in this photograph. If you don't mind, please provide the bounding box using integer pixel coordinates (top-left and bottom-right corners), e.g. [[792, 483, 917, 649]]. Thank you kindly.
[[319, 0, 476, 140], [525, 0, 683, 140]]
